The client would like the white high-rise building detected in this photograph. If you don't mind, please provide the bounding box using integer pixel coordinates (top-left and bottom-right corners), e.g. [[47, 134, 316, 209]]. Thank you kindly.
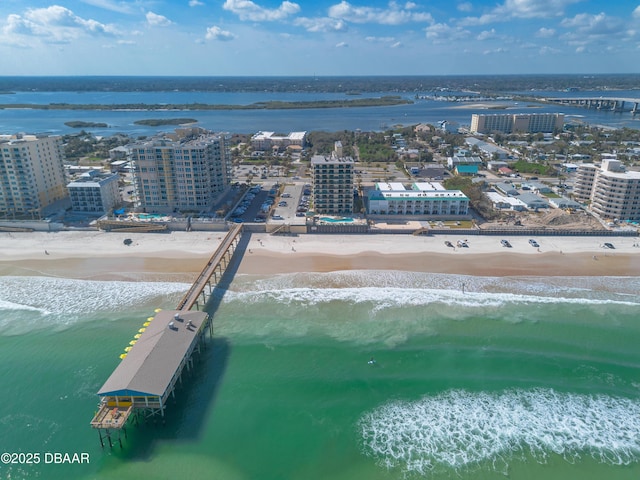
[[0, 134, 67, 217], [130, 131, 232, 213], [67, 170, 120, 214], [574, 160, 640, 221]]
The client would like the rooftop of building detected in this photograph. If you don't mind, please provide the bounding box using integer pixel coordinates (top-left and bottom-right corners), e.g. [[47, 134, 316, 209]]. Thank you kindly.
[[310, 155, 354, 165]]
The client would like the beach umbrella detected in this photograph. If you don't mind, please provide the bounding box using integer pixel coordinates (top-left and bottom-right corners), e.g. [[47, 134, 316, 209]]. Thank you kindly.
[[119, 354, 127, 360], [143, 322, 151, 327], [129, 340, 137, 346], [147, 317, 154, 322], [134, 334, 142, 339], [138, 328, 146, 333], [154, 308, 162, 313], [124, 346, 132, 352]]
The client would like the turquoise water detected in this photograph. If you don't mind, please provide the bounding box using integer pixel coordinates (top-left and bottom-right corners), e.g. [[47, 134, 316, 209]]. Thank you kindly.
[[319, 217, 354, 223], [1, 272, 640, 479]]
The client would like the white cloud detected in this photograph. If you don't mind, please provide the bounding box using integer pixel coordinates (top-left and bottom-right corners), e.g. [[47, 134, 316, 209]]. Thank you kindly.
[[189, 0, 205, 6], [223, 0, 300, 22], [146, 12, 173, 27], [634, 6, 640, 19], [335, 41, 348, 47], [391, 41, 403, 48], [205, 25, 236, 41], [328, 1, 433, 25], [294, 17, 348, 32], [457, 2, 473, 13], [483, 47, 508, 54], [496, 0, 581, 19], [477, 28, 497, 41], [365, 36, 396, 42], [459, 0, 579, 27], [539, 45, 561, 54], [80, 0, 135, 14], [536, 27, 556, 38], [425, 23, 469, 43], [561, 12, 624, 36], [3, 5, 118, 43]]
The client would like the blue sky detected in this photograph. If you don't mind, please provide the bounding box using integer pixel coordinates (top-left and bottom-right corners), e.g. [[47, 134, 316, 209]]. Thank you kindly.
[[0, 0, 639, 76]]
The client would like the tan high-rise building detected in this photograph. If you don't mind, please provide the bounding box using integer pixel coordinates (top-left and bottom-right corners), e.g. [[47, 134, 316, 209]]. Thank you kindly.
[[131, 131, 232, 213], [0, 134, 67, 217], [471, 113, 564, 134]]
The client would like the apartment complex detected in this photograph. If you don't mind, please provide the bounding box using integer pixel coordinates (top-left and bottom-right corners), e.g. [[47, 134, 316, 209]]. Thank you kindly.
[[574, 160, 640, 220], [67, 170, 120, 214], [470, 113, 564, 134], [310, 155, 354, 214], [251, 131, 306, 151], [367, 182, 469, 217], [130, 131, 232, 213], [0, 134, 67, 217]]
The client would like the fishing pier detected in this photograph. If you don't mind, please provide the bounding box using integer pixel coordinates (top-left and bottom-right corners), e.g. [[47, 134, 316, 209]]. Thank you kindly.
[[90, 224, 243, 448]]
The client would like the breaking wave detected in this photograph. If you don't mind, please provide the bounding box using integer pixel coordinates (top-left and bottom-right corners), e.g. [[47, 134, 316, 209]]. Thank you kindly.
[[359, 389, 640, 475], [0, 276, 191, 334]]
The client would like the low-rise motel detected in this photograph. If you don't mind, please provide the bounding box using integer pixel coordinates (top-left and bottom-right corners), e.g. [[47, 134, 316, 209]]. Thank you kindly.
[[367, 182, 469, 217]]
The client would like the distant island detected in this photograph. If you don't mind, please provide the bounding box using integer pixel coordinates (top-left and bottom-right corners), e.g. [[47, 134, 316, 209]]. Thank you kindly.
[[0, 96, 411, 111], [64, 121, 108, 128], [134, 118, 198, 126]]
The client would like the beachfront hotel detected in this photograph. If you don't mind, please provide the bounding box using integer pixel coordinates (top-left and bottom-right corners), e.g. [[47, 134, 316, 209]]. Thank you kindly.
[[573, 159, 640, 221], [311, 155, 354, 214], [251, 131, 307, 151], [367, 182, 470, 217], [0, 134, 67, 217], [130, 131, 232, 214], [67, 170, 121, 214], [470, 113, 564, 134]]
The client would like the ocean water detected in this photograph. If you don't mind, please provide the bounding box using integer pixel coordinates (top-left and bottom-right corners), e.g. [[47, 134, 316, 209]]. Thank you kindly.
[[1, 271, 640, 480]]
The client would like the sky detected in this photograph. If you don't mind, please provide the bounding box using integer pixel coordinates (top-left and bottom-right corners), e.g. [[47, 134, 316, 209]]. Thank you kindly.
[[0, 0, 639, 76]]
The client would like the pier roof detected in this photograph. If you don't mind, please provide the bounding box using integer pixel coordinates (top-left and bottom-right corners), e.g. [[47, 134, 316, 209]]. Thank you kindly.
[[97, 310, 208, 398]]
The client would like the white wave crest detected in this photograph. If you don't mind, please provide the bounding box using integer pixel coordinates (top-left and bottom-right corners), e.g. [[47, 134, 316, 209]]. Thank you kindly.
[[359, 389, 640, 475], [0, 276, 190, 334], [226, 285, 640, 309]]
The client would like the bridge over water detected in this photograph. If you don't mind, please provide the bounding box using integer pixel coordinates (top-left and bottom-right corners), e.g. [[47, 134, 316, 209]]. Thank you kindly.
[[544, 96, 640, 114]]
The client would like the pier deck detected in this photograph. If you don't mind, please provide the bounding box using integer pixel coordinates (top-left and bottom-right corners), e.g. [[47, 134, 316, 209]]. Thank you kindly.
[[91, 224, 243, 446]]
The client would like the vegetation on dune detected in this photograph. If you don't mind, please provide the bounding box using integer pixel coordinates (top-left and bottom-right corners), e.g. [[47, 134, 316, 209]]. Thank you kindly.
[[64, 121, 108, 128]]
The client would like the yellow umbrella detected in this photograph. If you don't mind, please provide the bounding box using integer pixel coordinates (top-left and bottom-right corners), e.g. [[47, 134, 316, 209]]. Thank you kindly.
[[154, 308, 162, 313], [138, 328, 146, 333], [134, 333, 142, 339], [129, 340, 137, 346], [143, 322, 151, 327], [147, 317, 154, 322], [119, 353, 127, 360], [124, 346, 132, 352]]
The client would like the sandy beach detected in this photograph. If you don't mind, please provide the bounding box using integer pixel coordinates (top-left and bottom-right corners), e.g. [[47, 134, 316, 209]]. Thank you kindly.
[[1, 230, 639, 280]]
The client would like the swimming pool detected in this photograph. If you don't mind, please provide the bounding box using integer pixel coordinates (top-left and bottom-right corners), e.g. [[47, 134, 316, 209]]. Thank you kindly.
[[319, 217, 354, 223]]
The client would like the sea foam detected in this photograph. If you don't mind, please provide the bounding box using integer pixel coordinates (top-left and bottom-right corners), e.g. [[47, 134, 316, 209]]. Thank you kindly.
[[0, 276, 191, 334], [359, 389, 640, 475]]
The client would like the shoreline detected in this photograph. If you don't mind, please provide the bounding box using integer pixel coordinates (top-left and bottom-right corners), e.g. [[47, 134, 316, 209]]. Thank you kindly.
[[1, 231, 639, 281]]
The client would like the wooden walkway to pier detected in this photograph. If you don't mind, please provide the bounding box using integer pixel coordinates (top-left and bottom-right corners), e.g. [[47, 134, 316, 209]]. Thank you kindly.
[[91, 223, 243, 447], [176, 222, 243, 311]]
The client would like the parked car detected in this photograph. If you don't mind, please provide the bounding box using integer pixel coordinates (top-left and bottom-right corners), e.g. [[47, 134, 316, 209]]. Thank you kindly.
[[501, 239, 512, 248], [603, 242, 615, 249], [529, 239, 539, 248]]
